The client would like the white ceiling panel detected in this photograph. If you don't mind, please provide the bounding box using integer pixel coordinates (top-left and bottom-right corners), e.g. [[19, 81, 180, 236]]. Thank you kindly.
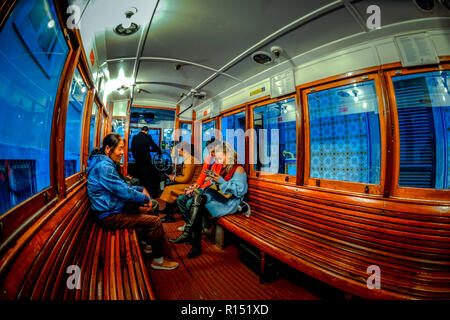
[[201, 75, 241, 98], [136, 61, 215, 88], [225, 7, 362, 81], [352, 0, 450, 27], [142, 0, 335, 69]]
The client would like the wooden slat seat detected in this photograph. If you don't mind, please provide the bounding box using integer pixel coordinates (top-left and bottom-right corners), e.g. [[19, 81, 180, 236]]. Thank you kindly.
[[215, 181, 450, 300], [0, 186, 156, 300]]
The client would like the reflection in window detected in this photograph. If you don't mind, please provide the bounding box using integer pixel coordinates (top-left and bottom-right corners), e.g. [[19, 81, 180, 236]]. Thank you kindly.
[[221, 112, 245, 164], [128, 107, 175, 163], [307, 81, 381, 184], [112, 118, 125, 164], [65, 68, 88, 178], [253, 98, 297, 175], [202, 121, 216, 161], [393, 71, 449, 189], [179, 122, 192, 145], [0, 0, 69, 215], [89, 103, 98, 152], [99, 114, 105, 145]]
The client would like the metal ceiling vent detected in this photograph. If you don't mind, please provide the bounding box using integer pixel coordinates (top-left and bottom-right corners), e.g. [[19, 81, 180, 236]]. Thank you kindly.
[[114, 7, 139, 36], [252, 51, 273, 65], [251, 47, 283, 65]]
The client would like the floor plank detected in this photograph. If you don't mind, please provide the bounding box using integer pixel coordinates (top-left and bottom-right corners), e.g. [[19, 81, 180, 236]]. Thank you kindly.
[[144, 208, 321, 300]]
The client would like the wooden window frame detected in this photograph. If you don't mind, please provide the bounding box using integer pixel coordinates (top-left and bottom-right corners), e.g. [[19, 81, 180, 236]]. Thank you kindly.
[[385, 64, 450, 201], [64, 63, 94, 191], [0, 0, 78, 246], [249, 93, 299, 184], [301, 73, 388, 195], [218, 107, 247, 166]]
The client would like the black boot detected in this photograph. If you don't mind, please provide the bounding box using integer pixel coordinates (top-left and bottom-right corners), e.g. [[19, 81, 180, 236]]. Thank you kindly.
[[161, 203, 175, 223], [170, 194, 204, 244], [187, 218, 202, 258]]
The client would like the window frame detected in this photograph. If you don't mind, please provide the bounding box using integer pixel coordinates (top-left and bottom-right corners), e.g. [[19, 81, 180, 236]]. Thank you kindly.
[[218, 107, 247, 165], [385, 64, 450, 201], [0, 0, 77, 240], [64, 63, 93, 189], [301, 73, 388, 195], [249, 93, 300, 184]]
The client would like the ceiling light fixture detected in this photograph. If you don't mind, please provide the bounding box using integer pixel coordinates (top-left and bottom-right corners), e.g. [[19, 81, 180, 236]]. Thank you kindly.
[[115, 7, 139, 36]]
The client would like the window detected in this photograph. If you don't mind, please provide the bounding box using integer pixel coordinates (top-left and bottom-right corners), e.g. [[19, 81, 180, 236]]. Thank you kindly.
[[89, 102, 98, 152], [253, 97, 297, 176], [111, 118, 126, 137], [392, 70, 449, 190], [221, 111, 246, 164], [99, 112, 105, 145], [128, 127, 161, 163], [179, 122, 192, 144], [0, 0, 69, 215], [64, 68, 88, 178], [201, 120, 216, 161], [306, 80, 382, 186]]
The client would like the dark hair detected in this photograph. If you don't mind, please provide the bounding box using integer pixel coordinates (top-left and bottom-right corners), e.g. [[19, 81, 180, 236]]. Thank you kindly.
[[141, 126, 149, 132], [206, 137, 216, 149], [89, 133, 124, 158]]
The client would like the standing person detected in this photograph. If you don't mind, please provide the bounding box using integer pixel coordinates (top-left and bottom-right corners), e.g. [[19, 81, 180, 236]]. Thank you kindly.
[[159, 142, 197, 223], [87, 133, 178, 270], [131, 126, 162, 198], [170, 142, 248, 259]]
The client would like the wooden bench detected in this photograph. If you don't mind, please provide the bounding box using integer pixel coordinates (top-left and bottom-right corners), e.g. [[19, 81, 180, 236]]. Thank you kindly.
[[213, 179, 450, 300], [0, 185, 155, 300]]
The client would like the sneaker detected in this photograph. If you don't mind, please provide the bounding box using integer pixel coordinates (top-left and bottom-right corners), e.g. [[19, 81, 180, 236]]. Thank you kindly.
[[151, 258, 179, 270], [143, 244, 153, 254], [177, 224, 186, 231]]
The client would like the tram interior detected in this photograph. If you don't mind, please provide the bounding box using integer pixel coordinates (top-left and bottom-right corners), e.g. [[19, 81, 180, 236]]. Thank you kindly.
[[0, 0, 449, 300]]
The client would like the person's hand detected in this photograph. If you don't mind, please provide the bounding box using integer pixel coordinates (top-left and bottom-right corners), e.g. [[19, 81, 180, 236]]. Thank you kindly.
[[207, 171, 220, 182], [168, 174, 175, 182], [142, 188, 151, 199], [192, 184, 200, 190]]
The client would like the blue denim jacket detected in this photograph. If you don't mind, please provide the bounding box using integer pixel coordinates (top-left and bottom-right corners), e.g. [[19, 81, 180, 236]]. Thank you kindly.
[[87, 154, 150, 219]]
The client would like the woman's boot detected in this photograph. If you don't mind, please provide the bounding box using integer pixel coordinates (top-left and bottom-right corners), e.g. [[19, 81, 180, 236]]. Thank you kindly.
[[161, 202, 175, 222], [169, 194, 204, 244], [187, 216, 203, 258]]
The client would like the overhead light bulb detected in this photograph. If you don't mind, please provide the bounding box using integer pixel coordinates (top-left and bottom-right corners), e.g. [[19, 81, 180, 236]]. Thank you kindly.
[[363, 102, 367, 109], [118, 88, 124, 95], [354, 97, 359, 102], [122, 17, 132, 29], [47, 19, 55, 28], [81, 87, 86, 93]]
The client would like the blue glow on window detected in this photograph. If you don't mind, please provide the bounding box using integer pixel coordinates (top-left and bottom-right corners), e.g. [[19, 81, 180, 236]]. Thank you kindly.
[[307, 81, 381, 184], [221, 112, 245, 164], [0, 0, 69, 215], [65, 68, 88, 178]]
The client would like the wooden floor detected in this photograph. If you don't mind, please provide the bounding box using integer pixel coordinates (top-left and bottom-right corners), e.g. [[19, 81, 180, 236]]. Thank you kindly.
[[144, 205, 322, 300]]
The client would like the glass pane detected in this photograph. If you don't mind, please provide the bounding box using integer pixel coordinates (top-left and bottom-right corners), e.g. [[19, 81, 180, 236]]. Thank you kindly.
[[202, 121, 216, 161], [89, 103, 98, 152], [111, 118, 125, 164], [392, 71, 449, 189], [128, 128, 161, 163], [0, 0, 69, 215], [179, 122, 192, 144], [253, 98, 297, 175], [64, 68, 88, 178], [221, 111, 245, 164], [307, 81, 381, 184], [128, 107, 175, 164], [99, 113, 105, 145]]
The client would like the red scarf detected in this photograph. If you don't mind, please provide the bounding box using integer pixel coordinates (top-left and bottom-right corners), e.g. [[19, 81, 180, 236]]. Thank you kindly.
[[221, 164, 244, 181]]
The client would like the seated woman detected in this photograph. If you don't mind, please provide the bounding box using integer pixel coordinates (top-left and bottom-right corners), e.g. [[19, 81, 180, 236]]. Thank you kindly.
[[176, 138, 222, 230], [159, 142, 197, 222], [170, 142, 248, 259], [87, 133, 179, 271]]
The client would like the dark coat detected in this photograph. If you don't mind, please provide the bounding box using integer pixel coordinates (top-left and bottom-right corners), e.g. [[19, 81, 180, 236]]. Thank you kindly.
[[131, 131, 162, 167]]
